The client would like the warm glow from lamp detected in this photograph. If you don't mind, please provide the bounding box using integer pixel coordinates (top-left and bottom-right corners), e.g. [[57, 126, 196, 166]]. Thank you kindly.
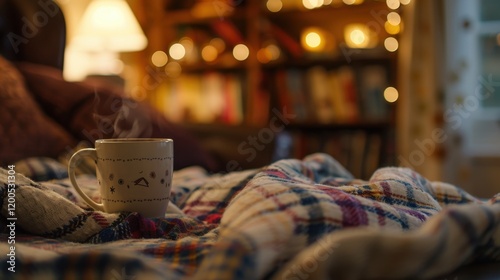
[[344, 24, 375, 48], [72, 0, 147, 52], [65, 0, 148, 80], [399, 0, 411, 5]]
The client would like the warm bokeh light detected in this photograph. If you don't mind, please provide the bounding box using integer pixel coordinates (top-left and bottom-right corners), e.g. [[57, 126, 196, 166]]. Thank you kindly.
[[164, 61, 182, 78], [384, 37, 399, 52], [344, 24, 372, 48], [306, 32, 322, 48], [399, 0, 411, 5], [387, 12, 401, 25], [257, 44, 281, 63], [169, 43, 186, 60], [386, 0, 400, 10], [179, 37, 194, 53], [342, 0, 364, 5], [385, 21, 401, 35], [303, 0, 324, 9], [350, 30, 366, 45], [301, 28, 329, 52], [384, 87, 399, 103], [179, 37, 195, 62], [233, 44, 250, 61], [201, 45, 218, 62], [266, 0, 283, 12], [301, 27, 336, 53], [210, 38, 226, 53], [266, 44, 281, 60], [151, 50, 168, 67], [257, 48, 271, 63]]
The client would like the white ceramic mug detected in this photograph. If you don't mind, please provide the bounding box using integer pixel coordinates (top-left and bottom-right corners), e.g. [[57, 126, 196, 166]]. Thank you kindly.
[[68, 138, 174, 218]]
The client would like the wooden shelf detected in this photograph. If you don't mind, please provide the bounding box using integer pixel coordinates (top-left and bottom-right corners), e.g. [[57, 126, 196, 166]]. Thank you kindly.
[[261, 50, 395, 70], [263, 0, 391, 19], [163, 4, 248, 24], [178, 61, 247, 73], [141, 0, 399, 171], [285, 120, 394, 131]]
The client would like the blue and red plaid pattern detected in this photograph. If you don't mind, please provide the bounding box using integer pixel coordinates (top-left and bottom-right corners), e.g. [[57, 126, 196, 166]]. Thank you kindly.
[[1, 153, 499, 279]]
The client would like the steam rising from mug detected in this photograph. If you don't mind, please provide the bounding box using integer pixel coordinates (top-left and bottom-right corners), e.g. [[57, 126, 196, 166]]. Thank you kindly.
[[92, 92, 153, 138]]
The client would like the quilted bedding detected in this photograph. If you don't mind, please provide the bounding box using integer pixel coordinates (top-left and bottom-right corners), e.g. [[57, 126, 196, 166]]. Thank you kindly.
[[1, 153, 499, 279]]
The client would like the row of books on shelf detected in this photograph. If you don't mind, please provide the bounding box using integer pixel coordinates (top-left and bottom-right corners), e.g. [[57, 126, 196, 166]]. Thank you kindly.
[[150, 72, 246, 125], [150, 64, 391, 126], [270, 65, 391, 124], [273, 130, 387, 179]]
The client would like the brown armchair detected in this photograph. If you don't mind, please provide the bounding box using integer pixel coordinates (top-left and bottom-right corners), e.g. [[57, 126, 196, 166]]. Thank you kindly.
[[0, 0, 220, 172], [0, 0, 66, 70]]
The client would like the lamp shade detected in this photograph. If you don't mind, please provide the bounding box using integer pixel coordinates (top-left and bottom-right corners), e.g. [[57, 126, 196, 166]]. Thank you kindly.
[[72, 0, 147, 52]]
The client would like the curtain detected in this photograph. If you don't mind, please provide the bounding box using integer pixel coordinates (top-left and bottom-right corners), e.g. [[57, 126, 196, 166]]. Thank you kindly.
[[397, 0, 445, 181]]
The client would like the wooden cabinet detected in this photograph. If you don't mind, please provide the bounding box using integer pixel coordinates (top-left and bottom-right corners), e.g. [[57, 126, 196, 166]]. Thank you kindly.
[[135, 0, 401, 177]]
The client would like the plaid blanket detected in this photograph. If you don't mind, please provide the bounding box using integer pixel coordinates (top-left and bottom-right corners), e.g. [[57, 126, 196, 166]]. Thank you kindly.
[[1, 153, 499, 279]]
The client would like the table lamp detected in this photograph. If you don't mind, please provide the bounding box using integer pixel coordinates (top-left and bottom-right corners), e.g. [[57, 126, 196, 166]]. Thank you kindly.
[[66, 0, 148, 80]]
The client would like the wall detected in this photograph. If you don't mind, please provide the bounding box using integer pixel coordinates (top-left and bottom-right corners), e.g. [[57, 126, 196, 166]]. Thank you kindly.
[[443, 0, 500, 198]]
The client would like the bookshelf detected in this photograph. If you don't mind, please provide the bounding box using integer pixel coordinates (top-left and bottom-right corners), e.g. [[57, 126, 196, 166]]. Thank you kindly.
[[134, 0, 402, 178]]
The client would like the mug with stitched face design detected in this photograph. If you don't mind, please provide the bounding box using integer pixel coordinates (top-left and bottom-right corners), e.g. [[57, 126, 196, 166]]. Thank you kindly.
[[68, 138, 174, 218]]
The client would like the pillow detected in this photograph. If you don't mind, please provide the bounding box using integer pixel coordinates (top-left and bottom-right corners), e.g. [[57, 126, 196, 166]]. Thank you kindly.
[[16, 62, 221, 172], [0, 56, 76, 167]]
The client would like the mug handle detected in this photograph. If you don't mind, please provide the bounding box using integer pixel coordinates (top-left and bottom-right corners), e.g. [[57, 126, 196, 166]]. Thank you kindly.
[[68, 148, 105, 212]]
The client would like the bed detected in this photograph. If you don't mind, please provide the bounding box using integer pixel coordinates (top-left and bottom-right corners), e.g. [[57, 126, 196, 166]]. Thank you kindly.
[[1, 1, 499, 279]]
